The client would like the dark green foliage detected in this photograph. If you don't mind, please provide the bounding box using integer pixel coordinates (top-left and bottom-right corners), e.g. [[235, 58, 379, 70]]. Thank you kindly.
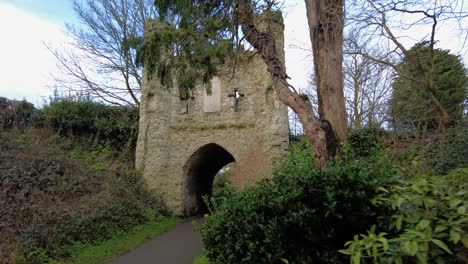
[[204, 171, 235, 212], [0, 97, 36, 129], [93, 106, 139, 152], [340, 168, 468, 263], [117, 170, 143, 187], [36, 97, 104, 135], [36, 96, 138, 153], [391, 43, 468, 131], [426, 126, 468, 174], [138, 0, 236, 97], [201, 141, 398, 264], [348, 127, 386, 157], [53, 200, 147, 245]]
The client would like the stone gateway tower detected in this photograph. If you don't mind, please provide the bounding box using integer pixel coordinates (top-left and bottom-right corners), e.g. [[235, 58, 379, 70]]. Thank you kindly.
[[136, 12, 289, 216]]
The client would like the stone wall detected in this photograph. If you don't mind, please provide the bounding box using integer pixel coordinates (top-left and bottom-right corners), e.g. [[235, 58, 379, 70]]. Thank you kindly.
[[136, 12, 289, 216]]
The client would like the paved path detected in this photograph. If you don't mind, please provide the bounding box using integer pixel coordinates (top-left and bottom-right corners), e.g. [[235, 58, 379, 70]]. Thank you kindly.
[[110, 218, 204, 264]]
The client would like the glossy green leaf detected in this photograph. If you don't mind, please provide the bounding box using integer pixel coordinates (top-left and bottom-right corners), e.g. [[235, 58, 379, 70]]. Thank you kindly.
[[416, 219, 430, 230], [457, 206, 466, 215], [449, 230, 461, 243], [431, 239, 453, 254], [461, 235, 468, 248], [401, 240, 418, 256], [352, 251, 361, 264], [450, 198, 462, 207]]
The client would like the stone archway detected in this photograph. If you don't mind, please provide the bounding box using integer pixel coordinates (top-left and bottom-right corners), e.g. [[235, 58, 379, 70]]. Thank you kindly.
[[135, 13, 289, 216], [183, 143, 235, 216]]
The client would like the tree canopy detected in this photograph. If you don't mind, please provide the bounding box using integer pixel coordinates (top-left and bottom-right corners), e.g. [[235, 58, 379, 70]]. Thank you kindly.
[[391, 43, 468, 132], [138, 0, 238, 97], [50, 0, 156, 106]]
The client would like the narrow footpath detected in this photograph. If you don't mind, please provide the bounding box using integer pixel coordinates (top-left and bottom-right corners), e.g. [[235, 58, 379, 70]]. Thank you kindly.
[[110, 218, 204, 264]]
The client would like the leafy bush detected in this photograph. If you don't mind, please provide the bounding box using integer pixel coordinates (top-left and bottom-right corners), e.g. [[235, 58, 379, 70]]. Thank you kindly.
[[0, 97, 36, 129], [93, 106, 139, 152], [55, 200, 148, 244], [36, 96, 139, 153], [18, 135, 32, 145], [1, 95, 138, 154], [349, 127, 386, 157], [36, 97, 105, 135], [340, 168, 468, 263], [204, 170, 235, 212], [426, 127, 468, 174], [117, 170, 143, 187], [201, 141, 398, 264]]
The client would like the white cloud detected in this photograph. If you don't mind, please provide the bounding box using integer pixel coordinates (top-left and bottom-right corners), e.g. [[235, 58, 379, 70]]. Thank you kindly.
[[284, 0, 312, 92], [0, 2, 69, 105]]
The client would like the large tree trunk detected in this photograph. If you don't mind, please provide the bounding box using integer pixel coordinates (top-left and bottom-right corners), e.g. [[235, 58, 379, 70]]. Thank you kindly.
[[237, 0, 339, 168], [305, 0, 348, 142]]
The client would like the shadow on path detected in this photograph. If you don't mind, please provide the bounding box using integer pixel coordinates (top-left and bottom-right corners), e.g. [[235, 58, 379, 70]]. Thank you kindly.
[[110, 218, 204, 264]]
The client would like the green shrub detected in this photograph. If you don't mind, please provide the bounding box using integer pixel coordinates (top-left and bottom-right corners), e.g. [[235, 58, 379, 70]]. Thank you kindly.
[[18, 135, 32, 145], [349, 127, 386, 157], [36, 97, 104, 135], [193, 254, 210, 264], [56, 200, 147, 244], [340, 168, 468, 263], [16, 199, 156, 263], [93, 106, 139, 152], [16, 247, 53, 264], [426, 127, 468, 174], [0, 97, 13, 129], [91, 162, 107, 171], [36, 96, 139, 154], [201, 141, 398, 264], [1, 95, 138, 154], [204, 170, 235, 212], [66, 149, 84, 159], [0, 97, 36, 129], [118, 170, 142, 187]]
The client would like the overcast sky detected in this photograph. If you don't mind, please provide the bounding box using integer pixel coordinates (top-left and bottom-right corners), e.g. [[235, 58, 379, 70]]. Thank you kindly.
[[0, 0, 466, 106]]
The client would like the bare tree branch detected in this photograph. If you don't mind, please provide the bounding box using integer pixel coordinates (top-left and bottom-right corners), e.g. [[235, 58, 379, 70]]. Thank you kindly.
[[48, 0, 156, 106]]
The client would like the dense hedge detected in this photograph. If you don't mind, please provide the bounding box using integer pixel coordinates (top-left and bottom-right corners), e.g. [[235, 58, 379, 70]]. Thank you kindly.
[[425, 126, 468, 174], [348, 127, 386, 157], [93, 106, 139, 152], [1, 96, 139, 153], [35, 97, 139, 153], [0, 97, 36, 129], [201, 141, 398, 264]]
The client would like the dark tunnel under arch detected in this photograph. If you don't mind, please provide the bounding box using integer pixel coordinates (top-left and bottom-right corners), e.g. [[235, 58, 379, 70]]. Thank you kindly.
[[183, 143, 235, 216]]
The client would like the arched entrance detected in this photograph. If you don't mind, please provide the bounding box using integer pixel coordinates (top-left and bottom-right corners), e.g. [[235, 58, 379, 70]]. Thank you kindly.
[[183, 143, 235, 216]]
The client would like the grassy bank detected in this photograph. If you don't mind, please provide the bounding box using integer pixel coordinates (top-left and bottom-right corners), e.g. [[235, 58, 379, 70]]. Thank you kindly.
[[61, 217, 182, 264], [192, 254, 209, 264], [0, 129, 175, 263]]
